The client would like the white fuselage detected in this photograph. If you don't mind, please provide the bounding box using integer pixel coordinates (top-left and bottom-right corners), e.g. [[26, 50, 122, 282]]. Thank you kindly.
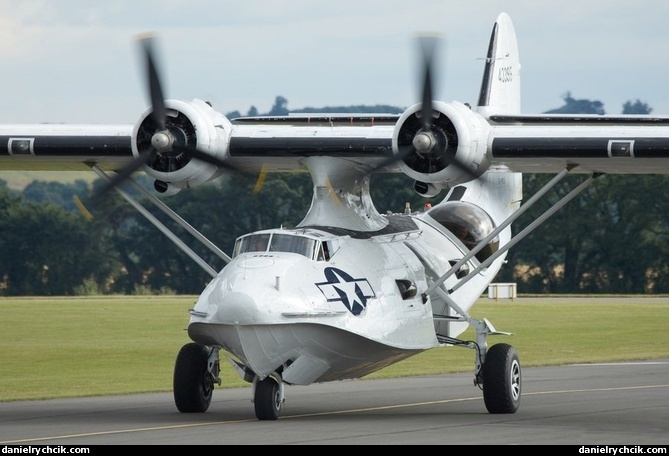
[[187, 208, 510, 385]]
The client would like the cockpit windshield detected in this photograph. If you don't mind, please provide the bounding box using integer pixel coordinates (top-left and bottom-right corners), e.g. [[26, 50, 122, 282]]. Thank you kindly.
[[233, 232, 322, 260]]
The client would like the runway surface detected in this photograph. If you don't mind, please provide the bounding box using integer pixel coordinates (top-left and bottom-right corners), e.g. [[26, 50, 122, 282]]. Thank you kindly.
[[0, 360, 667, 445]]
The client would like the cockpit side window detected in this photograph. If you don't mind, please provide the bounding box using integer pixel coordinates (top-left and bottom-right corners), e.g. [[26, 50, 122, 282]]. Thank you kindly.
[[317, 241, 331, 261]]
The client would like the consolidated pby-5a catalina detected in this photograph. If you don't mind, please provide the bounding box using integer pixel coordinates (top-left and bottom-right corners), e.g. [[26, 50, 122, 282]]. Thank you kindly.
[[2, 12, 669, 420]]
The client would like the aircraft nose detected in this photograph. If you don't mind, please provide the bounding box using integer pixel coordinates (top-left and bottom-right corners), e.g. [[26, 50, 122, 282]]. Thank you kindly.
[[191, 254, 311, 326], [215, 291, 260, 324]]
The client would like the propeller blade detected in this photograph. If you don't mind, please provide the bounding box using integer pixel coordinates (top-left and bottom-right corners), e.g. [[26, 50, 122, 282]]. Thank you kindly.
[[417, 34, 479, 181], [73, 195, 94, 221], [363, 144, 414, 175], [359, 35, 443, 178], [252, 164, 269, 194], [139, 34, 167, 131], [74, 151, 155, 219], [93, 151, 156, 200], [325, 176, 343, 207], [418, 34, 439, 132], [79, 33, 257, 215]]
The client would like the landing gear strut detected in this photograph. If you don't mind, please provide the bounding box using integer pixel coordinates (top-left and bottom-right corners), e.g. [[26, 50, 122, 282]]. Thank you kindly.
[[468, 317, 521, 414]]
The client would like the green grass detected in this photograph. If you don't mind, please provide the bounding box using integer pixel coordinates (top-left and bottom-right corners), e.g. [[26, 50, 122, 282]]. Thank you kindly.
[[1, 295, 668, 401]]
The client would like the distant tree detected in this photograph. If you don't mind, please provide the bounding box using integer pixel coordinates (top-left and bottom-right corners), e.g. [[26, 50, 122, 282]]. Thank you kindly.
[[22, 180, 90, 212], [503, 95, 669, 293], [622, 99, 652, 115], [294, 105, 403, 114], [268, 96, 289, 116], [227, 106, 260, 118], [544, 92, 605, 115], [0, 191, 111, 295], [247, 106, 259, 116]]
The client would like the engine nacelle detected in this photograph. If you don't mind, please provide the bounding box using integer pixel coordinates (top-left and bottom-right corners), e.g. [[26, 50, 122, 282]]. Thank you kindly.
[[391, 101, 491, 190], [131, 99, 232, 194]]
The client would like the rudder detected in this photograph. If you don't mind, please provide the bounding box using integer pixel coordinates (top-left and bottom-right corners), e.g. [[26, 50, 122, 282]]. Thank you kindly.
[[476, 12, 521, 116]]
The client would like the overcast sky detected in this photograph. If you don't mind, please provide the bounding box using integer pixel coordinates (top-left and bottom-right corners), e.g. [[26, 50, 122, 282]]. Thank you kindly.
[[1, 0, 669, 124]]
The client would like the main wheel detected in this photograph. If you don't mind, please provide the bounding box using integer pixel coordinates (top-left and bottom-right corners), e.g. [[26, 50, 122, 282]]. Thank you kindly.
[[173, 343, 214, 413], [254, 377, 282, 421], [482, 343, 521, 414]]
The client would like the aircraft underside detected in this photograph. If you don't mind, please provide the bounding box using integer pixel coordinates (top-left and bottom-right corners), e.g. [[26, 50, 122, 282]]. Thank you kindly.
[[187, 321, 425, 385]]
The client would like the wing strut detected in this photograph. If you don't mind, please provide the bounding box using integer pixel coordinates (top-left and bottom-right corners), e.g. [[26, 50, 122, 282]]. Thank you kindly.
[[89, 165, 230, 278], [423, 168, 602, 390], [425, 167, 602, 298], [431, 285, 509, 380], [123, 176, 232, 265], [424, 165, 577, 295], [449, 172, 601, 294]]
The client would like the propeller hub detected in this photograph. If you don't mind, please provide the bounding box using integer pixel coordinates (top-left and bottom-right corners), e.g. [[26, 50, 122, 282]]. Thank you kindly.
[[151, 130, 173, 152], [413, 131, 438, 156]]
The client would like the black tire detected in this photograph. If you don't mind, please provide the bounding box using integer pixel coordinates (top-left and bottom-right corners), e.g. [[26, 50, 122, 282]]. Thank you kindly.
[[173, 343, 214, 413], [254, 377, 282, 420], [482, 343, 521, 414]]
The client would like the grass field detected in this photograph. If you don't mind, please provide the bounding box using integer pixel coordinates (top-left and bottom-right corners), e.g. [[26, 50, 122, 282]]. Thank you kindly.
[[1, 295, 668, 402]]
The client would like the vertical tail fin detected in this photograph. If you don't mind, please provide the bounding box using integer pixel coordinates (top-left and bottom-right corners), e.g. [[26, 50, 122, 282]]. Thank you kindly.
[[476, 12, 521, 116]]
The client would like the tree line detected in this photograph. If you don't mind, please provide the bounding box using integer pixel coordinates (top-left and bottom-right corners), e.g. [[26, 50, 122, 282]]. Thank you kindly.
[[0, 95, 666, 296]]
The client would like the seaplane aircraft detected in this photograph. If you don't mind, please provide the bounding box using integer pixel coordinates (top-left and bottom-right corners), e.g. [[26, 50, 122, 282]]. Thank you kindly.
[[2, 12, 669, 420]]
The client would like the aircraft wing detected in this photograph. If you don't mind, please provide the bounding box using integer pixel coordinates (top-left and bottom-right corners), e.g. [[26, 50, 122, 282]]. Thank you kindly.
[[225, 112, 669, 176], [487, 114, 669, 175], [3, 10, 669, 198], [2, 112, 669, 185], [0, 124, 133, 171]]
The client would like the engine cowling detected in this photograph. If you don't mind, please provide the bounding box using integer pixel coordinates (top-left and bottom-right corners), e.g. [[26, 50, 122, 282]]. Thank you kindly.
[[131, 98, 232, 194], [391, 101, 491, 196]]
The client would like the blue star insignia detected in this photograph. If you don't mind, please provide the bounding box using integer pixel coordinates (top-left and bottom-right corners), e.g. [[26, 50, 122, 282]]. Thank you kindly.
[[315, 267, 376, 316]]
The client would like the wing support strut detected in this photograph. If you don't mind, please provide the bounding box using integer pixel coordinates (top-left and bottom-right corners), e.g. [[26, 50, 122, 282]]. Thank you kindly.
[[431, 286, 509, 379], [424, 165, 599, 296], [449, 170, 601, 294], [89, 165, 231, 278], [425, 167, 601, 389]]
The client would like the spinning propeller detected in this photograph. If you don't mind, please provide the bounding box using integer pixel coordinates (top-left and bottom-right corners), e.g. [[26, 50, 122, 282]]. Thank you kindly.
[[76, 33, 480, 220], [372, 34, 479, 181], [95, 35, 236, 199], [416, 34, 439, 154]]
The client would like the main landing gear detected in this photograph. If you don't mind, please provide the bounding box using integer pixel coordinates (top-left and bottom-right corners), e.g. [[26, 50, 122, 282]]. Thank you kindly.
[[173, 342, 285, 420], [479, 342, 521, 413], [469, 317, 521, 413], [173, 343, 220, 413], [172, 337, 520, 419], [435, 310, 521, 414]]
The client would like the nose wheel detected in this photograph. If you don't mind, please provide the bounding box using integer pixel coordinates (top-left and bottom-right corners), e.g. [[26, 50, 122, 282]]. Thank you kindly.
[[254, 376, 284, 420]]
